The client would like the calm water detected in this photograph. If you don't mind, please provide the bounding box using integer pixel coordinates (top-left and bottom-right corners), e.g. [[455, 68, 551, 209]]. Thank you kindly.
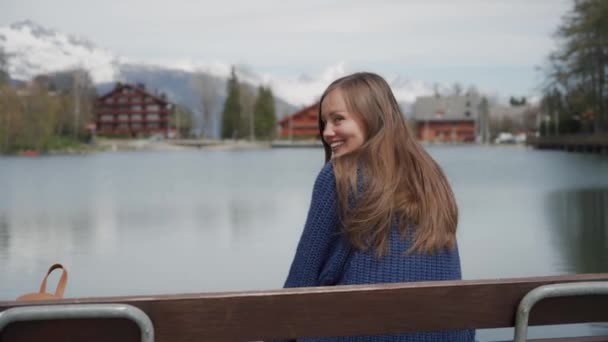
[[0, 146, 607, 340]]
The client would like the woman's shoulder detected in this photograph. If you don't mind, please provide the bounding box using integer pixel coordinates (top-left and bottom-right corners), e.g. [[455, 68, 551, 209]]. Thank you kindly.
[[319, 161, 335, 177], [313, 162, 336, 190]]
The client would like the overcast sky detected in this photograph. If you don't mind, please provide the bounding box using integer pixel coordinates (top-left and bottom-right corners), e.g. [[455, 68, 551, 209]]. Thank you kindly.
[[1, 0, 572, 98]]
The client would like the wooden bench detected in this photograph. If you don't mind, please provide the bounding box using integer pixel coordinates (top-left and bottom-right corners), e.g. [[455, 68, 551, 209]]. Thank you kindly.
[[0, 274, 607, 341]]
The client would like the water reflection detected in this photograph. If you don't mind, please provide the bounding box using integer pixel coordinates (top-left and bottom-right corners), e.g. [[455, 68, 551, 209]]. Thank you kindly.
[[0, 214, 9, 252], [547, 188, 608, 273]]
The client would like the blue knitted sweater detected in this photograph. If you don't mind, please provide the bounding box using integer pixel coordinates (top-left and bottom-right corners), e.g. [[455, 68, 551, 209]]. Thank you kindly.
[[282, 163, 475, 342]]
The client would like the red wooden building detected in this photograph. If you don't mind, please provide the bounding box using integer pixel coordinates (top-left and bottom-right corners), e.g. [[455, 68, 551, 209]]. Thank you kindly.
[[94, 83, 173, 137], [278, 103, 320, 139], [416, 119, 476, 143], [412, 94, 480, 143]]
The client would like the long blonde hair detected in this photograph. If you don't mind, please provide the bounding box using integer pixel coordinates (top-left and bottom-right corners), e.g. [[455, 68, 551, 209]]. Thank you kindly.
[[318, 72, 458, 256]]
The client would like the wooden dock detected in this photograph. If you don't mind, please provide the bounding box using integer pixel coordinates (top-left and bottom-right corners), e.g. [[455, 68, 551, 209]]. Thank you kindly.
[[526, 134, 608, 154]]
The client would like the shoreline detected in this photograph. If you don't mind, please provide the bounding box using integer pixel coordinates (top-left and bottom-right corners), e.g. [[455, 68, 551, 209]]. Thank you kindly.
[[0, 139, 271, 156], [81, 138, 273, 153], [2, 139, 535, 157]]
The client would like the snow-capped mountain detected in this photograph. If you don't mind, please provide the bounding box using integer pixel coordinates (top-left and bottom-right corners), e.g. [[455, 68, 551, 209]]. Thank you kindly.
[[0, 20, 119, 83], [0, 20, 435, 109]]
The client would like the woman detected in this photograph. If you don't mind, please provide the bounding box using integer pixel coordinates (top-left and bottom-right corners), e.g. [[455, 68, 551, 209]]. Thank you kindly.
[[282, 72, 474, 341]]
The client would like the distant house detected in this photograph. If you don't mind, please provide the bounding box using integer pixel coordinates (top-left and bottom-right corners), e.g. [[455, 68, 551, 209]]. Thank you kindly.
[[94, 83, 174, 137], [278, 103, 320, 139], [412, 93, 481, 143]]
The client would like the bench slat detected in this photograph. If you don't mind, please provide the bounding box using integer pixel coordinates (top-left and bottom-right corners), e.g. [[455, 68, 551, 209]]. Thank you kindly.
[[529, 337, 608, 342]]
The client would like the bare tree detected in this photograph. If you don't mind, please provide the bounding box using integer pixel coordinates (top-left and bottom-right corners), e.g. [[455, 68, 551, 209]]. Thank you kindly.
[[465, 85, 479, 97], [432, 83, 441, 98], [451, 82, 463, 96], [0, 47, 9, 85], [477, 97, 491, 143], [522, 106, 541, 134], [192, 72, 220, 138], [68, 68, 95, 139]]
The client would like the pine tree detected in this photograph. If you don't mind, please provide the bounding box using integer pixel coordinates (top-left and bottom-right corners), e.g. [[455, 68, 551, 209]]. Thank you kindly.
[[239, 83, 256, 140], [544, 0, 608, 133], [221, 67, 242, 139], [253, 86, 277, 139]]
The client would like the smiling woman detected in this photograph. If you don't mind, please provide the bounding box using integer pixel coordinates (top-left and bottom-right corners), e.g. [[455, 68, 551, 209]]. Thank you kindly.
[[279, 72, 474, 342]]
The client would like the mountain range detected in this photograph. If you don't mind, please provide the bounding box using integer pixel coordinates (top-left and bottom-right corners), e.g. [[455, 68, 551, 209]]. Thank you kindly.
[[0, 20, 438, 137]]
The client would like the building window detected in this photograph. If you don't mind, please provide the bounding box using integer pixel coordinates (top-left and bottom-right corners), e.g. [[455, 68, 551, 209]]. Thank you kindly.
[[147, 104, 160, 112], [132, 114, 142, 121], [118, 97, 127, 104], [105, 98, 114, 104], [147, 114, 160, 121], [118, 114, 129, 122], [101, 115, 113, 122]]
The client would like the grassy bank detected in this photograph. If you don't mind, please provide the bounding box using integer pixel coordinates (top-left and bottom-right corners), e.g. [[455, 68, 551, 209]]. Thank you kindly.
[[1, 136, 103, 156]]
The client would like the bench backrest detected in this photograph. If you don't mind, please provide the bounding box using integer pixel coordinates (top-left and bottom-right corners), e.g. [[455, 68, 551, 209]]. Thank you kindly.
[[1, 274, 607, 341]]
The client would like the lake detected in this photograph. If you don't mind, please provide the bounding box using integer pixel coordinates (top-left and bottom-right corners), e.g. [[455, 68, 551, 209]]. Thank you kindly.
[[0, 145, 607, 340]]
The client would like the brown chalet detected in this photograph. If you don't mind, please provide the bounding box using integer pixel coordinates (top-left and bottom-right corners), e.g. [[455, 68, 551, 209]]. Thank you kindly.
[[278, 103, 320, 139], [95, 83, 173, 137]]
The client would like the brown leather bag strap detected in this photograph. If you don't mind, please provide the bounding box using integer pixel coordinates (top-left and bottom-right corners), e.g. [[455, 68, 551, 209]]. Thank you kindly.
[[39, 263, 68, 298]]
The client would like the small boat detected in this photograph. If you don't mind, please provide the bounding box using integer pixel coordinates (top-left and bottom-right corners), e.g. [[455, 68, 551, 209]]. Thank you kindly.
[[19, 150, 40, 157]]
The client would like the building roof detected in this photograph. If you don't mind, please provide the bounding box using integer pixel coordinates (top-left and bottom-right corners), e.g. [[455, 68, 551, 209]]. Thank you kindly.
[[96, 83, 173, 105], [413, 94, 481, 122], [279, 102, 319, 126]]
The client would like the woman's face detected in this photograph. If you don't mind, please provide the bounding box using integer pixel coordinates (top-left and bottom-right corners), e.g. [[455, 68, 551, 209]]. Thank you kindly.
[[321, 88, 366, 159]]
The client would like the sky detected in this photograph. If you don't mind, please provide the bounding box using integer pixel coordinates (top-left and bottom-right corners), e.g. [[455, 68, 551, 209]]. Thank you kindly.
[[1, 0, 573, 100]]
